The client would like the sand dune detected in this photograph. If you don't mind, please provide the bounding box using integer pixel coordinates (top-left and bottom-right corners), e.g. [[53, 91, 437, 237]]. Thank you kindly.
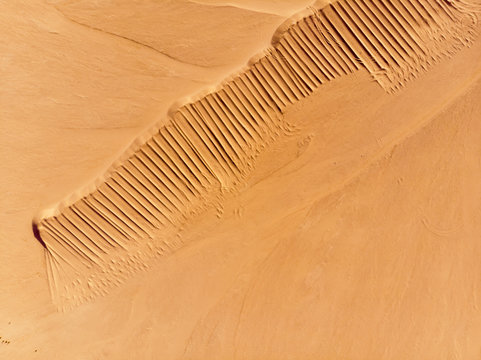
[[2, 0, 481, 358], [34, 0, 480, 309]]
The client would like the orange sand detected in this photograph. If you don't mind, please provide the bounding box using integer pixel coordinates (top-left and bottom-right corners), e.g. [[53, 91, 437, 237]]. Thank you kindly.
[[1, 0, 481, 359]]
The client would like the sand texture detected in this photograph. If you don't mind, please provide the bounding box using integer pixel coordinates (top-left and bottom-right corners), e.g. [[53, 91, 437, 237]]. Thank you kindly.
[[2, 0, 481, 358]]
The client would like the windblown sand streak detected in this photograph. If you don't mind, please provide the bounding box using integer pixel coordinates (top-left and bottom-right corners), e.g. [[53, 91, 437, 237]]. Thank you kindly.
[[34, 0, 480, 309]]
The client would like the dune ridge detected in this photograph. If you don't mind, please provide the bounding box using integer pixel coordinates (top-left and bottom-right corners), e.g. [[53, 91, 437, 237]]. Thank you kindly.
[[35, 0, 480, 309]]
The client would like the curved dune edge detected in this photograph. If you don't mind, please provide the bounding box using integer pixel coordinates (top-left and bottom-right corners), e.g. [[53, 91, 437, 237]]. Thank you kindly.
[[35, 0, 480, 310]]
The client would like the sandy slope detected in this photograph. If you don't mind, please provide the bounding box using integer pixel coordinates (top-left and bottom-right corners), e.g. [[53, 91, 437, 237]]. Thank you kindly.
[[0, 0, 285, 314], [1, 1, 481, 359]]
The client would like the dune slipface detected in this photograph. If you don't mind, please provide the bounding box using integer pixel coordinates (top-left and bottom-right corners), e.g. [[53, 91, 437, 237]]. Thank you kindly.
[[33, 0, 481, 310]]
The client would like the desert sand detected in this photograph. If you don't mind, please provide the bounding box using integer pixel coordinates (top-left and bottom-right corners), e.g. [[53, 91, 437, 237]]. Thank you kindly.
[[1, 0, 481, 359]]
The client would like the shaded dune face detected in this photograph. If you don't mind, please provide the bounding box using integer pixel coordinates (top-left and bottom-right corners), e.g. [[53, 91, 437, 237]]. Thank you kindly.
[[34, 0, 481, 309]]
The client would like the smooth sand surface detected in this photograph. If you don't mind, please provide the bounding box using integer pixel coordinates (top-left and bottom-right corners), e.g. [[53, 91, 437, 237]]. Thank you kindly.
[[1, 0, 481, 358]]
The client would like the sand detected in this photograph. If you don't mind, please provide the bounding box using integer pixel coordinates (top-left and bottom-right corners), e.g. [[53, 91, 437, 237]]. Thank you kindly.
[[1, 0, 481, 359]]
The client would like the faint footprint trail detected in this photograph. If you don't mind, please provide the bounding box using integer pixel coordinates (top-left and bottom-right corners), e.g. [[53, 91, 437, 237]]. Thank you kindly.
[[34, 0, 480, 310]]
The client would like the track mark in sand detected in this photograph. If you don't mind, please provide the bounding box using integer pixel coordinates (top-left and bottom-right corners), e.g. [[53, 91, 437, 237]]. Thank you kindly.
[[35, 0, 480, 310]]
